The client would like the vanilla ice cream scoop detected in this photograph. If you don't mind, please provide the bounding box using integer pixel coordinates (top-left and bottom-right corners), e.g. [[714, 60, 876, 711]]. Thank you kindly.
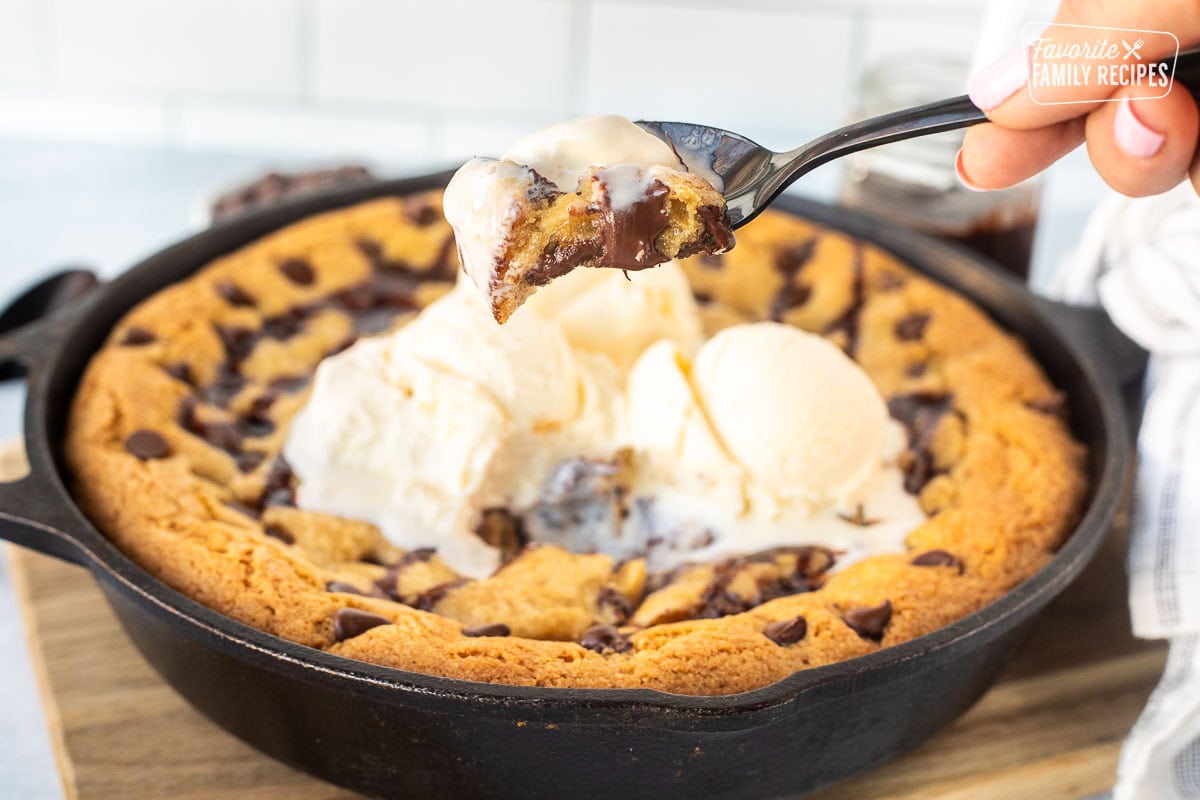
[[692, 323, 888, 506], [285, 282, 623, 578]]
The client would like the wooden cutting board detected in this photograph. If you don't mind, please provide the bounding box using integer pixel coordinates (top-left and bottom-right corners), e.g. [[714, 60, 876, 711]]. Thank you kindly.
[[4, 448, 1168, 800]]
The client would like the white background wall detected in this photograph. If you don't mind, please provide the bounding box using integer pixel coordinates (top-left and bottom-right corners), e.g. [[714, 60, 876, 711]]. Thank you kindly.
[[0, 0, 990, 166]]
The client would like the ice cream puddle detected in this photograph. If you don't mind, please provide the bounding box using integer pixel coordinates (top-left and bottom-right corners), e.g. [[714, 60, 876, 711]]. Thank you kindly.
[[285, 264, 927, 579], [443, 115, 734, 323]]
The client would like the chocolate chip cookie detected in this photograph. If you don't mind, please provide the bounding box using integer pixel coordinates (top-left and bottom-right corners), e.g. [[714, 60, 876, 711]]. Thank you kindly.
[[66, 192, 1087, 695]]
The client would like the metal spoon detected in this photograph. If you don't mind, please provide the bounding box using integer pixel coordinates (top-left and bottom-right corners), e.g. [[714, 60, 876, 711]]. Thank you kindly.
[[636, 97, 985, 230], [637, 49, 1200, 230]]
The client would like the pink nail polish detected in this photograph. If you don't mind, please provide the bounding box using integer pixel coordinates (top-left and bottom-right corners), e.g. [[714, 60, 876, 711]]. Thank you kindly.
[[1114, 97, 1165, 159], [954, 148, 986, 192], [968, 48, 1029, 111]]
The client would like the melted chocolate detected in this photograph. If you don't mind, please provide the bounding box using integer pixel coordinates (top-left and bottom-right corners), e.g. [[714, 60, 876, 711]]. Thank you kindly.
[[590, 170, 673, 271], [579, 623, 633, 654], [887, 392, 954, 495], [463, 623, 511, 638]]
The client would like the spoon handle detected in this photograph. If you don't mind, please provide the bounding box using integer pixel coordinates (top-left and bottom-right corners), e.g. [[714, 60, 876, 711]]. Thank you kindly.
[[767, 49, 1200, 203]]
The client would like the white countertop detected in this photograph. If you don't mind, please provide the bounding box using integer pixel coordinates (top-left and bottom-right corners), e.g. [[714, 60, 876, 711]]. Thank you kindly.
[[0, 136, 1107, 799]]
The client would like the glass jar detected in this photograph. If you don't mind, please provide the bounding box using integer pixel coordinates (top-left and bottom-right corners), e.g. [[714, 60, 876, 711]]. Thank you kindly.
[[841, 55, 1041, 281]]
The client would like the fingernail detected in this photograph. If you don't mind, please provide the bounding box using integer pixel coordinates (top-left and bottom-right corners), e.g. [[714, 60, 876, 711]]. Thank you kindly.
[[1114, 97, 1165, 158], [955, 148, 986, 192], [968, 48, 1029, 111]]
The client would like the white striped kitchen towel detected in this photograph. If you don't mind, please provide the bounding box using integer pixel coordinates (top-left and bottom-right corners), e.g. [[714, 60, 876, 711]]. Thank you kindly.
[[1047, 179, 1200, 800]]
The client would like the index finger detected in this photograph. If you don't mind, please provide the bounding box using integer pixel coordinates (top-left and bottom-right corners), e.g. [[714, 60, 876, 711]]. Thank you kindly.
[[969, 0, 1200, 129]]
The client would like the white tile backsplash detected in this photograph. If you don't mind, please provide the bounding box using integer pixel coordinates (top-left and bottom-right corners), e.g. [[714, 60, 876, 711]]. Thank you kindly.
[[583, 3, 855, 134], [314, 0, 572, 114], [177, 101, 429, 163], [430, 111, 564, 162], [0, 0, 43, 83], [0, 88, 168, 143], [49, 0, 303, 96], [861, 12, 982, 73], [0, 0, 995, 162]]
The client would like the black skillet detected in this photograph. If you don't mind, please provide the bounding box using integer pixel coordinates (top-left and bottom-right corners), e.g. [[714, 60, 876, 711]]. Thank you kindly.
[[0, 172, 1139, 798]]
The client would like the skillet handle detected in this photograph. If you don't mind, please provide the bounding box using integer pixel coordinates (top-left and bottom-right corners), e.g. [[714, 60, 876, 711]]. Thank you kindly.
[[0, 269, 105, 567]]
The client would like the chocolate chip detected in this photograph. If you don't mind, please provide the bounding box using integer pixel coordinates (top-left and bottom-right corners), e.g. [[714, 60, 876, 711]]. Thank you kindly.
[[1026, 391, 1067, 416], [888, 392, 952, 436], [125, 430, 171, 460], [395, 547, 436, 568], [259, 457, 297, 509], [326, 581, 365, 595], [223, 500, 259, 519], [238, 413, 275, 439], [475, 508, 528, 564], [912, 550, 963, 573], [894, 313, 931, 341], [216, 326, 256, 364], [844, 600, 893, 642], [356, 238, 387, 267], [261, 307, 310, 340], [164, 362, 194, 385], [279, 258, 315, 286], [179, 399, 242, 454], [877, 271, 906, 291], [203, 365, 246, 407], [775, 238, 817, 278], [693, 290, 714, 304], [236, 450, 267, 473], [888, 392, 953, 495], [216, 281, 256, 308], [764, 616, 808, 646], [598, 586, 633, 625], [899, 449, 935, 495], [406, 203, 440, 227], [120, 327, 156, 346], [905, 362, 928, 378], [332, 608, 390, 641], [412, 579, 466, 611], [463, 623, 511, 637], [580, 624, 633, 654], [263, 524, 295, 545], [247, 392, 278, 418], [770, 281, 813, 321]]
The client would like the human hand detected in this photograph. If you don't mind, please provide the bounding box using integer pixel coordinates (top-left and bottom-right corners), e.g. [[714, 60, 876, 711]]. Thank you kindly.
[[958, 0, 1200, 197]]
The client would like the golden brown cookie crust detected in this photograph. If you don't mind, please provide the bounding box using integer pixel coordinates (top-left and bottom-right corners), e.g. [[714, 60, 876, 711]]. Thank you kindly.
[[65, 192, 1087, 695]]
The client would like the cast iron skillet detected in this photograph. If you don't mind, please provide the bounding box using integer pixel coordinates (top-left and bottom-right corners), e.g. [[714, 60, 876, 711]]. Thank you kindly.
[[0, 172, 1138, 799]]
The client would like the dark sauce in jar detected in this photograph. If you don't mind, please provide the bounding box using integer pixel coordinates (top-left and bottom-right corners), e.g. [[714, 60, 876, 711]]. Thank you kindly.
[[841, 56, 1042, 282]]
